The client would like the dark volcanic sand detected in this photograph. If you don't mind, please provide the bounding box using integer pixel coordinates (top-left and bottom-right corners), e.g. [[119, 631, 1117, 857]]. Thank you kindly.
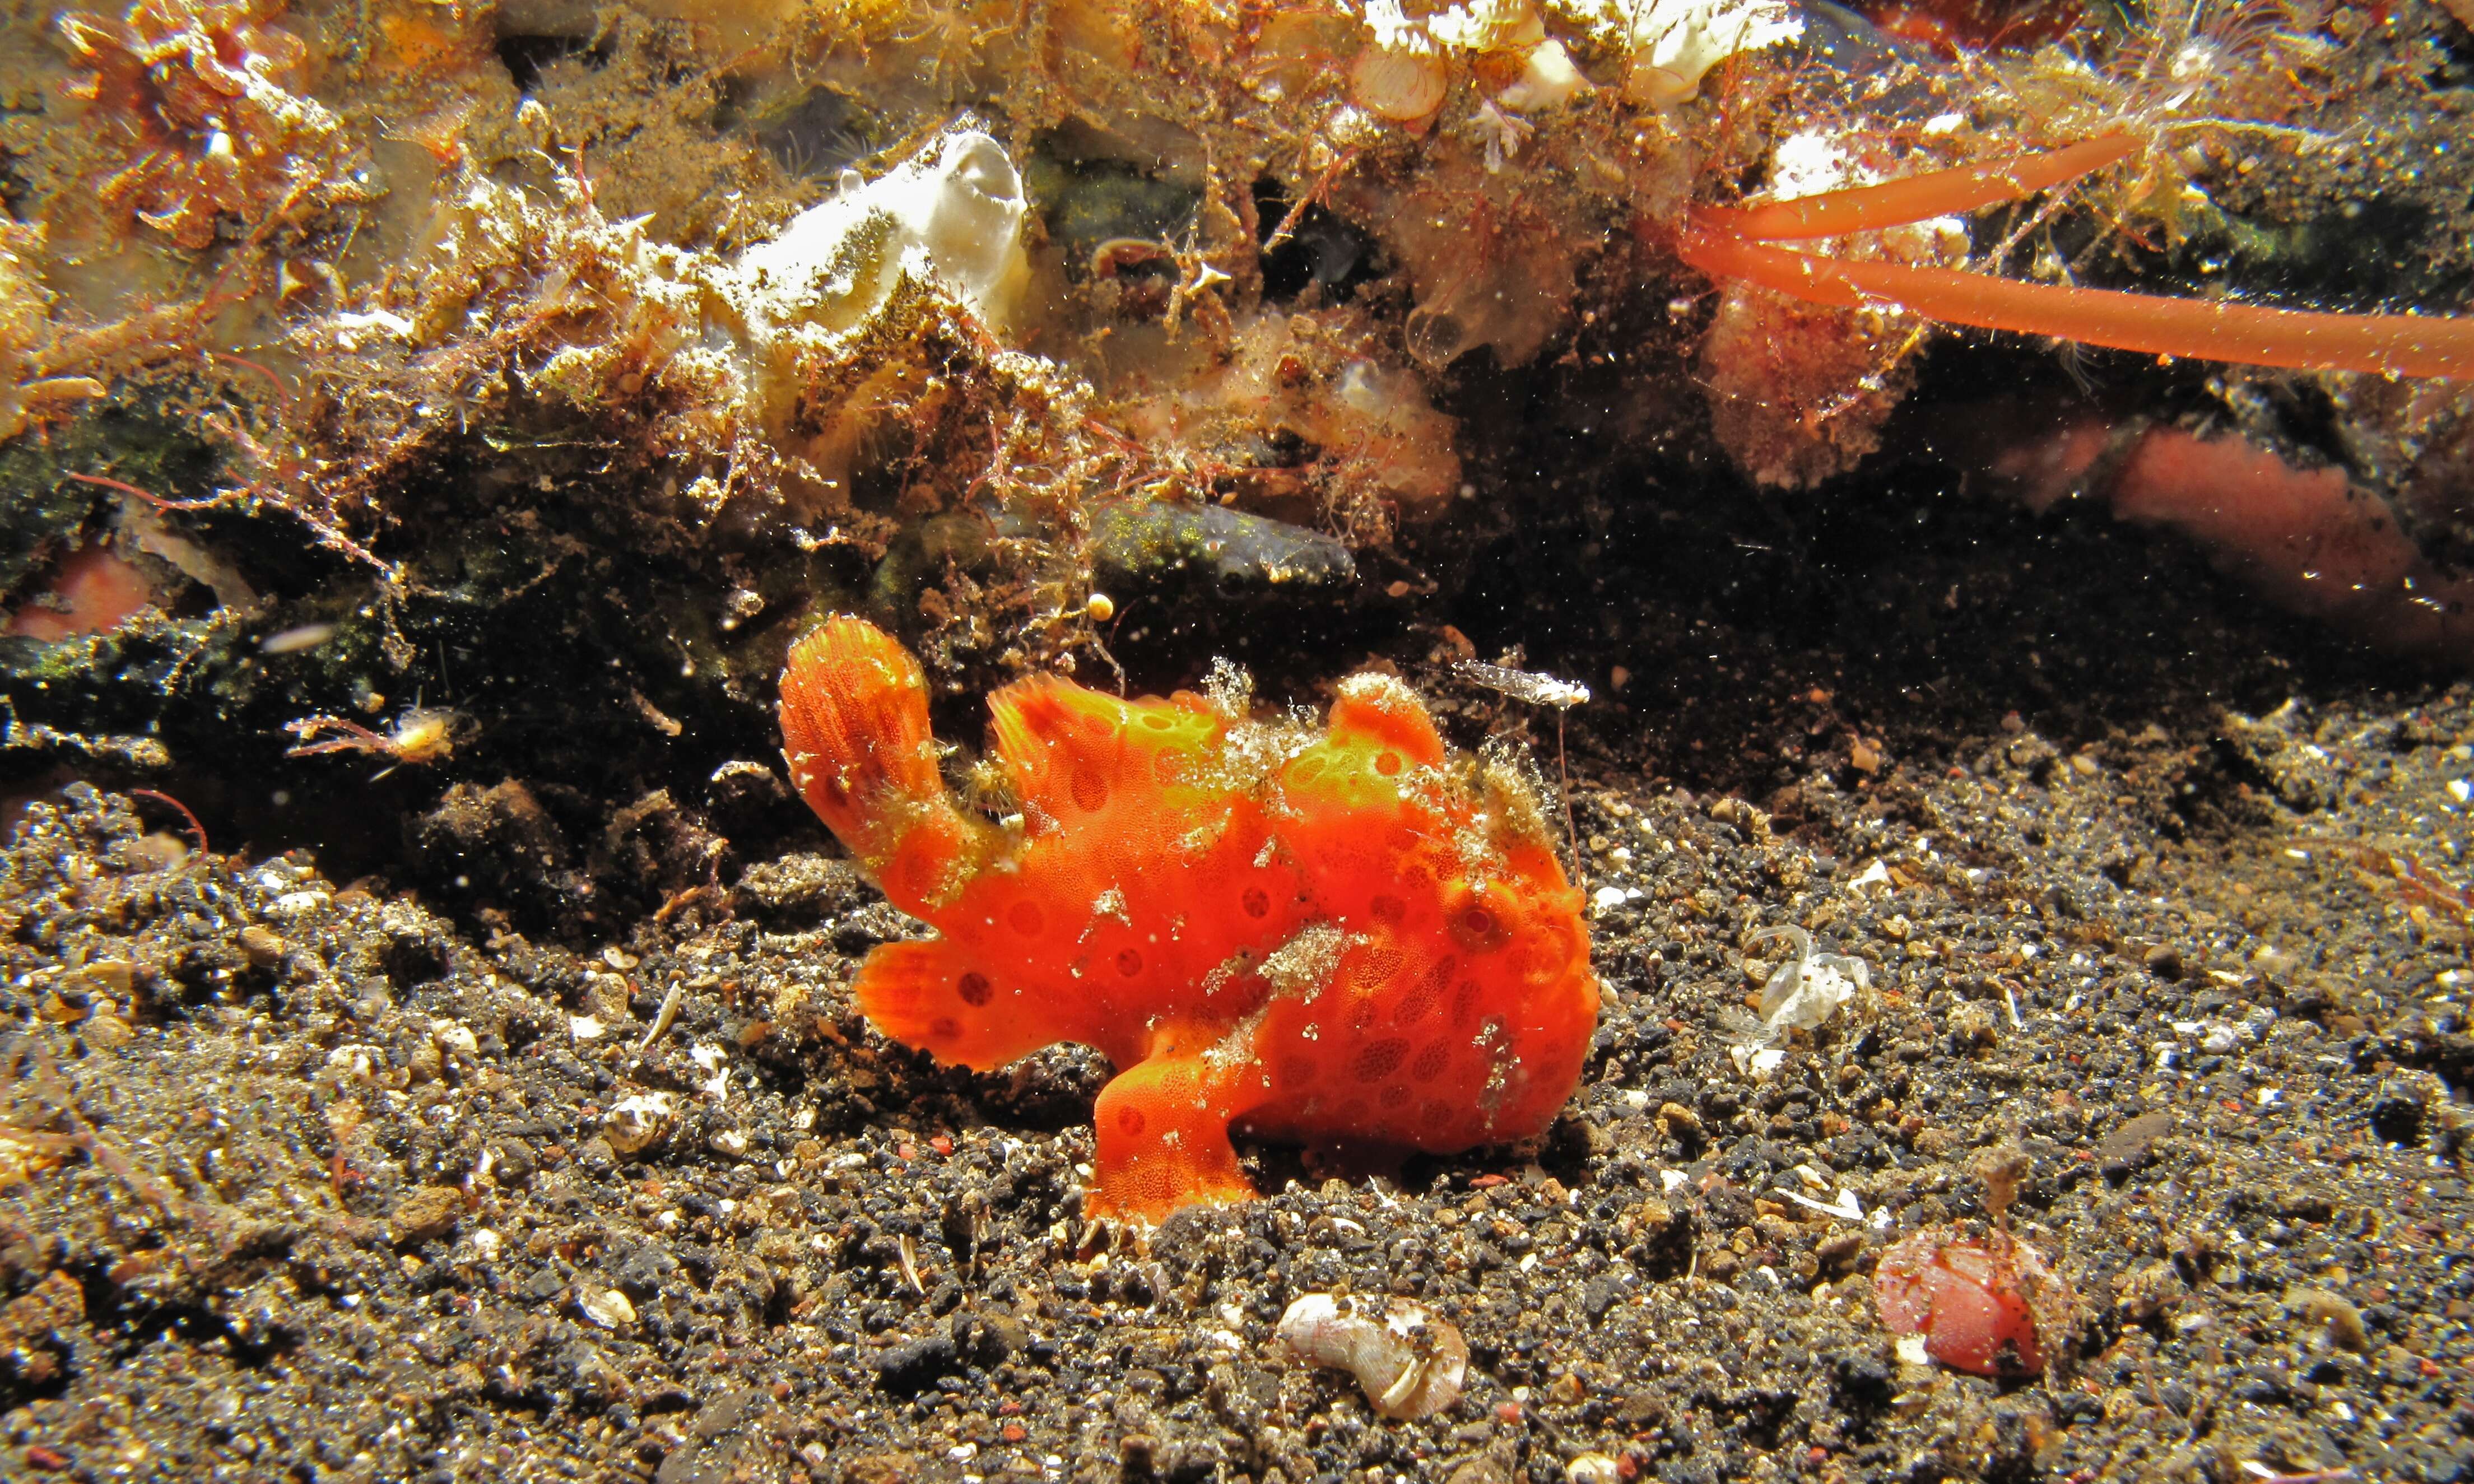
[[1, 628, 2470, 1483]]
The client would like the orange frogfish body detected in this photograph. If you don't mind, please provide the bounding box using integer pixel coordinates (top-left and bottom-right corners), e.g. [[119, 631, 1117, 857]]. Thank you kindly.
[[778, 617, 1600, 1222]]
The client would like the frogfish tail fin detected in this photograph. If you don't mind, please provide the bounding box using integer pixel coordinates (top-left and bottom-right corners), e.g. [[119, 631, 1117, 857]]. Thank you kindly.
[[779, 616, 991, 912]]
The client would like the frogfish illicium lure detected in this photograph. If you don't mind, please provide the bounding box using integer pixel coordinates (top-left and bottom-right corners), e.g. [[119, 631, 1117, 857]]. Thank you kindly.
[[778, 616, 1598, 1221]]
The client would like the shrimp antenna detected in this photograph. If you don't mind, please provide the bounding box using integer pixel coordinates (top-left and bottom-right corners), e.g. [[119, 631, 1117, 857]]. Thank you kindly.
[[1456, 659, 1593, 890]]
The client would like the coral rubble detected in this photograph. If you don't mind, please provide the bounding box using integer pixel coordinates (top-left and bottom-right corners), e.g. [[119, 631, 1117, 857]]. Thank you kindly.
[[3, 0, 2474, 922]]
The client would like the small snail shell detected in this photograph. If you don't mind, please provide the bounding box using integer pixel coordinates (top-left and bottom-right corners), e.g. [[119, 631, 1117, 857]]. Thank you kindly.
[[1277, 1293, 1468, 1420], [1350, 40, 1450, 123]]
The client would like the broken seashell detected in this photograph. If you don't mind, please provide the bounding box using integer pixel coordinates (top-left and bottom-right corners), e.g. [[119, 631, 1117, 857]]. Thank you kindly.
[[1611, 0, 1803, 107], [1497, 39, 1588, 111], [1429, 0, 1546, 53], [577, 1285, 636, 1329], [1749, 924, 1867, 1034], [1277, 1293, 1468, 1419]]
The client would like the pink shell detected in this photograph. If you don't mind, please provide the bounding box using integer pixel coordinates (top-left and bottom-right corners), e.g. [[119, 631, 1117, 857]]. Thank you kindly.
[[1876, 1229, 2052, 1378]]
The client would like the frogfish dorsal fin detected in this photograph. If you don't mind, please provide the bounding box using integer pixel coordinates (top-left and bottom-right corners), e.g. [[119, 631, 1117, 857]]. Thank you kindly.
[[988, 673, 1220, 825]]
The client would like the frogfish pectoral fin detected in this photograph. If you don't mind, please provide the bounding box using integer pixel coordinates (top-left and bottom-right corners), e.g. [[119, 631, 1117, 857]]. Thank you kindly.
[[1085, 1050, 1262, 1223], [851, 940, 1062, 1073]]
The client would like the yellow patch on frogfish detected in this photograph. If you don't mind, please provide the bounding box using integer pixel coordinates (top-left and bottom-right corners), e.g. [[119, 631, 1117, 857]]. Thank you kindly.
[[778, 616, 1601, 1222]]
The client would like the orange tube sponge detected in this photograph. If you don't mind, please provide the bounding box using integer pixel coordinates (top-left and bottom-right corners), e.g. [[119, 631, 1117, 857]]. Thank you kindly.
[[1676, 225, 2474, 380], [1695, 136, 2141, 243], [778, 617, 1601, 1222], [1677, 134, 2474, 380]]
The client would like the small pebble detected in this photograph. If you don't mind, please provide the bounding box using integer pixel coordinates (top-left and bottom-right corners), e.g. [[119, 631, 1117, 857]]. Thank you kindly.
[[390, 1186, 464, 1243], [578, 1286, 635, 1329], [238, 925, 286, 967]]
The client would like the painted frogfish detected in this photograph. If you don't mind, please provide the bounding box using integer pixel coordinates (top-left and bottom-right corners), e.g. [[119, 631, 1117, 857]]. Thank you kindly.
[[778, 617, 1599, 1222]]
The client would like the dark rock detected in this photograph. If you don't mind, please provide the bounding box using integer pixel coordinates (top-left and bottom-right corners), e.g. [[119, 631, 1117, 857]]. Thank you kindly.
[[2099, 1110, 2177, 1176], [732, 852, 874, 925], [1583, 1272, 1627, 1319], [408, 780, 592, 930], [1831, 1353, 1894, 1412], [2372, 1091, 2427, 1146], [874, 1332, 960, 1395], [517, 1268, 564, 1305], [1089, 500, 1356, 599]]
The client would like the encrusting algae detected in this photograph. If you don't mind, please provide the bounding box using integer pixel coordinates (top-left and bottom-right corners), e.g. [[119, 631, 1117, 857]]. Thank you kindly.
[[778, 616, 1599, 1222], [13, 0, 2474, 691], [55, 0, 345, 252]]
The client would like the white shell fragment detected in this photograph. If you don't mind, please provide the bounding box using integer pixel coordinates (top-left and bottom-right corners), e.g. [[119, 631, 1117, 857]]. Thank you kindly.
[[1498, 39, 1588, 112], [1750, 924, 1867, 1034], [1277, 1294, 1468, 1420], [720, 127, 1028, 342], [1728, 1043, 1787, 1082], [1723, 925, 1870, 1081], [603, 1092, 677, 1156], [577, 1285, 636, 1329], [1548, 0, 1803, 108]]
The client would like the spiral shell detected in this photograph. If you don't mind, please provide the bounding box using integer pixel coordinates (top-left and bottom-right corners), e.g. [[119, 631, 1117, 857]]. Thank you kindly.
[[1350, 40, 1450, 123], [1277, 1293, 1468, 1419]]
